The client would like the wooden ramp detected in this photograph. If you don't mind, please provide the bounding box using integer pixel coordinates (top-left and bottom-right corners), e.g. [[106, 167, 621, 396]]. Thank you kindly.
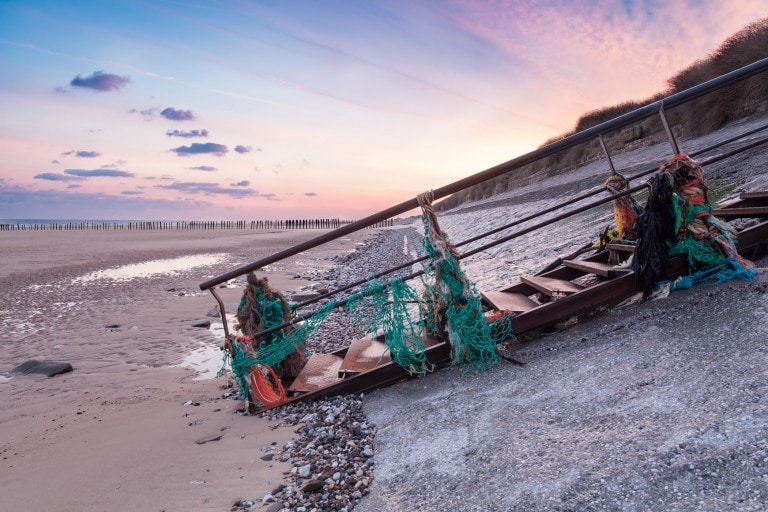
[[255, 192, 768, 412]]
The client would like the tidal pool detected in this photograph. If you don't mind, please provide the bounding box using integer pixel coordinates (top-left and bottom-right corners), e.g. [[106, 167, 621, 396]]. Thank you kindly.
[[74, 253, 228, 283]]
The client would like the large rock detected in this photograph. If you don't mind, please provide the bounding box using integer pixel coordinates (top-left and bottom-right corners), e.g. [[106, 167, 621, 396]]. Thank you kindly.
[[11, 360, 73, 377]]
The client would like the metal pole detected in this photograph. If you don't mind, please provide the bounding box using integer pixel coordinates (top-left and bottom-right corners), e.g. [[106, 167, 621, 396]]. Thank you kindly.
[[658, 105, 681, 155], [599, 134, 617, 175]]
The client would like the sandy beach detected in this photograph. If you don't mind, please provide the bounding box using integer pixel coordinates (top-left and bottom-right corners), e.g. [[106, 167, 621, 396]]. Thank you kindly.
[[0, 227, 375, 511]]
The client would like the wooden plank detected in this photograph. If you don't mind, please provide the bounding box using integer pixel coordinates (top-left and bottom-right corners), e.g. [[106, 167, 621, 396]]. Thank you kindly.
[[741, 191, 768, 200], [712, 207, 768, 218], [520, 275, 584, 296], [339, 337, 391, 375], [481, 290, 539, 312], [562, 259, 631, 278], [287, 353, 344, 394], [605, 243, 636, 253]]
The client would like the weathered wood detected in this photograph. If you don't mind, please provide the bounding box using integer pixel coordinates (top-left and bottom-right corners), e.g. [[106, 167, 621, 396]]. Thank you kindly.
[[481, 291, 539, 312], [287, 353, 344, 394], [605, 243, 636, 253], [741, 191, 768, 200], [712, 207, 768, 218], [339, 337, 391, 376], [520, 275, 584, 296], [562, 259, 631, 278]]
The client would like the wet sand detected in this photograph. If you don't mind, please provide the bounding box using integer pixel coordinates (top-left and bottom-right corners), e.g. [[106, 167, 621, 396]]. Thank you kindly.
[[0, 228, 374, 511]]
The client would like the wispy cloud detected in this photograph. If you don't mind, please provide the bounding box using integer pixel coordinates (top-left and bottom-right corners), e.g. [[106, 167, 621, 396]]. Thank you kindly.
[[234, 145, 252, 154], [155, 181, 278, 200], [188, 165, 218, 172], [161, 107, 195, 121], [167, 129, 209, 138], [231, 180, 250, 187], [62, 149, 101, 158], [70, 70, 131, 91], [170, 142, 228, 157], [128, 107, 159, 118], [34, 172, 84, 182], [304, 192, 318, 197], [64, 168, 135, 178], [121, 190, 143, 195]]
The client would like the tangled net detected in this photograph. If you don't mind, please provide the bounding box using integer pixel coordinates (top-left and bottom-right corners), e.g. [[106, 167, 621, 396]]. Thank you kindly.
[[631, 153, 756, 298], [221, 191, 520, 405]]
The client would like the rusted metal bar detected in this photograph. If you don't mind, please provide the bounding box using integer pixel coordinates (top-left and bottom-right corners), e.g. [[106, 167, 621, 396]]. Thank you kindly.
[[658, 105, 681, 155], [208, 287, 230, 338], [599, 134, 617, 175], [200, 57, 768, 291]]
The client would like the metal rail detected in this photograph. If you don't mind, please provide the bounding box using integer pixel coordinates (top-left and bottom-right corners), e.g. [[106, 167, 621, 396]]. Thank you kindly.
[[254, 124, 768, 315], [200, 57, 768, 291]]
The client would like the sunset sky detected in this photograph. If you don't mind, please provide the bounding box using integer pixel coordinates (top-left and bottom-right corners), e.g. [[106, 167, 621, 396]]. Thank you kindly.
[[1, 1, 767, 221]]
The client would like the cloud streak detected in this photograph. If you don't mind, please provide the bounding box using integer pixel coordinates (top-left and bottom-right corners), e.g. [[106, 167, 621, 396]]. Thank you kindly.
[[170, 142, 228, 157], [34, 172, 83, 182], [155, 181, 278, 200], [65, 168, 135, 178], [62, 150, 101, 158], [70, 70, 131, 91], [167, 129, 209, 138]]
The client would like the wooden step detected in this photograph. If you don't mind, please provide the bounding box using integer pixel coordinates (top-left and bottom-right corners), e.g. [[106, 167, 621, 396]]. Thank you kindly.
[[338, 337, 391, 376], [562, 259, 632, 278], [741, 191, 768, 200], [712, 206, 768, 218], [605, 243, 636, 253], [520, 275, 584, 296], [287, 353, 344, 394], [481, 290, 539, 312]]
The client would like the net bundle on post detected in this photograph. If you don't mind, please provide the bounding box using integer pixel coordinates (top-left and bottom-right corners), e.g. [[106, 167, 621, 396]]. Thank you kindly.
[[632, 153, 757, 296], [417, 191, 514, 369]]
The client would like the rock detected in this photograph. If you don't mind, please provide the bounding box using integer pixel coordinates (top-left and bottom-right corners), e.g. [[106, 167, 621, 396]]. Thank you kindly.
[[10, 360, 73, 377], [195, 434, 223, 445], [191, 320, 211, 328], [265, 502, 284, 512], [261, 453, 274, 461], [298, 463, 312, 478], [206, 306, 220, 317], [302, 479, 325, 493]]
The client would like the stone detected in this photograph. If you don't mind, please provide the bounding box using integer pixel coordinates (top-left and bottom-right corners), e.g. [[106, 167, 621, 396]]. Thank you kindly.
[[302, 479, 325, 493], [10, 360, 73, 377], [195, 434, 223, 445]]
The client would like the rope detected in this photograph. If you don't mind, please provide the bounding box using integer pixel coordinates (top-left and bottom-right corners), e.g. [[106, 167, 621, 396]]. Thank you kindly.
[[417, 190, 513, 369], [605, 174, 641, 241]]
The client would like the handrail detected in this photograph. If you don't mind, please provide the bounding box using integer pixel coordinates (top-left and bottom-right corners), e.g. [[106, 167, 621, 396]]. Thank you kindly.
[[288, 125, 768, 312], [210, 131, 768, 340], [199, 56, 768, 290]]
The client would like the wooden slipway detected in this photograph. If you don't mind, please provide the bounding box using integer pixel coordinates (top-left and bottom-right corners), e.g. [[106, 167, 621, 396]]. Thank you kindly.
[[255, 192, 768, 412]]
